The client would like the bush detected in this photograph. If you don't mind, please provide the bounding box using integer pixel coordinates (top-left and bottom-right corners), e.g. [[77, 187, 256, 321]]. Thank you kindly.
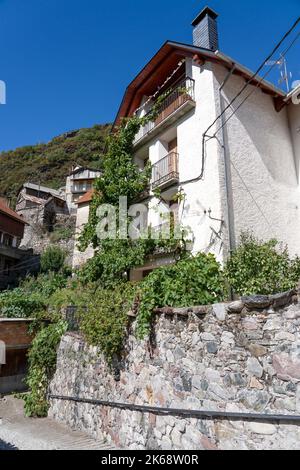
[[0, 289, 44, 318], [137, 253, 224, 337], [0, 273, 69, 318], [79, 283, 136, 363], [24, 321, 68, 417], [224, 232, 300, 296], [40, 246, 66, 273]]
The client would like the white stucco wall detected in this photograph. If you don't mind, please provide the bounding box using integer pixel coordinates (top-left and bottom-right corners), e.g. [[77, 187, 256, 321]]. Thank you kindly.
[[134, 61, 225, 265], [288, 99, 300, 183], [177, 61, 224, 261], [213, 63, 300, 256], [132, 57, 300, 276], [72, 202, 95, 270]]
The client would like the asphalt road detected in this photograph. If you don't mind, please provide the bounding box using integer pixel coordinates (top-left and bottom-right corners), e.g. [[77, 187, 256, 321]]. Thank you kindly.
[[0, 439, 17, 450]]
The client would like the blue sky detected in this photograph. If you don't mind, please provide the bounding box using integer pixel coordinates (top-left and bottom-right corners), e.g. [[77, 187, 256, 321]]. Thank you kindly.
[[0, 0, 299, 151]]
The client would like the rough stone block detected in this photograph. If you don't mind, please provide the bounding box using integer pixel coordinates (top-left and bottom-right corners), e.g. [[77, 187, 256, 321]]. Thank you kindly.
[[227, 301, 244, 314], [248, 422, 277, 435], [212, 303, 227, 321], [242, 295, 271, 310]]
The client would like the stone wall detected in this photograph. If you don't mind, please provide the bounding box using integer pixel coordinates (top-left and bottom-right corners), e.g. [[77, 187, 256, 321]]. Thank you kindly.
[[20, 211, 76, 265], [49, 299, 300, 450]]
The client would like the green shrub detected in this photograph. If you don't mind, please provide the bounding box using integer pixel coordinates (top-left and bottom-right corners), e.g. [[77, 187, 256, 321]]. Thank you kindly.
[[0, 289, 44, 318], [224, 232, 300, 296], [24, 321, 67, 417], [0, 273, 68, 318], [40, 246, 66, 273], [79, 283, 136, 363], [137, 253, 224, 337]]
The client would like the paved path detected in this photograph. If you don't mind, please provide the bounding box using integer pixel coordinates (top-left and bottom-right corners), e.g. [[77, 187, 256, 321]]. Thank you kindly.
[[0, 396, 114, 450]]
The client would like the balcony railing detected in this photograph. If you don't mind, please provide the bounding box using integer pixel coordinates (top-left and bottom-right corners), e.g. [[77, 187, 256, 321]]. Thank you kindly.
[[134, 77, 195, 144], [152, 152, 179, 190]]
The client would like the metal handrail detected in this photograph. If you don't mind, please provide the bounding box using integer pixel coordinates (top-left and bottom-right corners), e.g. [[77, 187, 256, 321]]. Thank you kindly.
[[49, 394, 300, 424], [152, 152, 179, 188], [134, 77, 195, 142]]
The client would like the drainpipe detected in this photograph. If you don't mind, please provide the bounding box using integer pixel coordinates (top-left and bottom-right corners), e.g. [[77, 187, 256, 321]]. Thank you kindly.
[[218, 65, 236, 257]]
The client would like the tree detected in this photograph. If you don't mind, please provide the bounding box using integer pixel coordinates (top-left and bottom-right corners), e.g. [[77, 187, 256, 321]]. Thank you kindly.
[[40, 246, 66, 273]]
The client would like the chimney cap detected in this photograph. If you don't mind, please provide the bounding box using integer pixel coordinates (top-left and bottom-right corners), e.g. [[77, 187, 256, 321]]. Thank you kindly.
[[192, 6, 219, 27]]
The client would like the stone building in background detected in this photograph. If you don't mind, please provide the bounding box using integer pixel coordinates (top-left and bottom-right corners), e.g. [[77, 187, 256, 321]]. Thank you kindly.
[[72, 189, 95, 270], [0, 198, 38, 290], [14, 167, 101, 267], [65, 167, 101, 214]]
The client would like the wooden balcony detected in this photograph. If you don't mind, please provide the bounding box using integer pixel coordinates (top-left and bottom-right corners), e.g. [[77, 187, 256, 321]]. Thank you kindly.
[[134, 77, 195, 148], [152, 152, 179, 190]]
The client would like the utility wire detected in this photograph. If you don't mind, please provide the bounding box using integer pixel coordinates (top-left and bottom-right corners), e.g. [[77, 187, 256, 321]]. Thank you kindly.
[[180, 16, 300, 188], [214, 29, 300, 137], [0, 256, 40, 276], [206, 15, 300, 139]]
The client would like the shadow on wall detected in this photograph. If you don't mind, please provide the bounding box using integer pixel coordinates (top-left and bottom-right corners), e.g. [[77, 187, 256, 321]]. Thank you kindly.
[[215, 67, 298, 188]]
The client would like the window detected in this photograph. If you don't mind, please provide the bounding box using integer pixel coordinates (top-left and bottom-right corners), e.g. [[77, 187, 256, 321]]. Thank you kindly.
[[73, 181, 92, 193], [3, 234, 13, 247]]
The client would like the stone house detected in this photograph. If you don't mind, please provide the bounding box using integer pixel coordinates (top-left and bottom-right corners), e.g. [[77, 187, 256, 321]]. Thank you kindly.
[[16, 182, 67, 228], [111, 6, 300, 279], [65, 167, 101, 213], [16, 182, 69, 251], [0, 199, 38, 290], [15, 168, 101, 266], [72, 189, 95, 270]]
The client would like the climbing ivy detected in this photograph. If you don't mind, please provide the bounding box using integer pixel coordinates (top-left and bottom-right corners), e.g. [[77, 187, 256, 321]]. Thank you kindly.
[[78, 106, 189, 286], [79, 283, 136, 364], [23, 321, 68, 417], [136, 253, 225, 337]]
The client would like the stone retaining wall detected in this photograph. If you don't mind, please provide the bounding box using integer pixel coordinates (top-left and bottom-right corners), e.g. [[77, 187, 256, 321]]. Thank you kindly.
[[49, 299, 300, 450]]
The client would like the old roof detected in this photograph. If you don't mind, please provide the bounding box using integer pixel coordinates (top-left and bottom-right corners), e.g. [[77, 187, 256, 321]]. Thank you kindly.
[[114, 40, 287, 126], [77, 189, 94, 205], [23, 182, 63, 199], [0, 199, 27, 224], [192, 6, 218, 26], [20, 193, 47, 206], [69, 166, 101, 177]]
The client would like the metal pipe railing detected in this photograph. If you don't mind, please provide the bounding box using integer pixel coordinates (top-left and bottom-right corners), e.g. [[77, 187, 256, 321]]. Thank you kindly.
[[152, 152, 179, 189], [134, 77, 195, 143], [49, 394, 300, 424]]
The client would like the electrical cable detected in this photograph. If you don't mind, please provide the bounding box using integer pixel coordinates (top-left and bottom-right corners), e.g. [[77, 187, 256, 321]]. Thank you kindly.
[[213, 29, 300, 137], [207, 16, 300, 140], [179, 16, 300, 188]]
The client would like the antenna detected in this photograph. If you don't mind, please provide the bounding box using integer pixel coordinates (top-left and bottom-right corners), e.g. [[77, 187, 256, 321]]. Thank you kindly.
[[265, 53, 291, 92]]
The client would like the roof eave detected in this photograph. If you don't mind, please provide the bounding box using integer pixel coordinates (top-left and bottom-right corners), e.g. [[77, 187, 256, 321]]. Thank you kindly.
[[114, 40, 288, 125]]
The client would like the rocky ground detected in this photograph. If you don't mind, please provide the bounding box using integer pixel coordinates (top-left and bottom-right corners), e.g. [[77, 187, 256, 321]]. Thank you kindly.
[[0, 396, 115, 450]]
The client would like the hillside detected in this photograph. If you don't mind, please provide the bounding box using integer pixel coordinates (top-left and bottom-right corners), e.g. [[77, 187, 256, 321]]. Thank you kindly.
[[0, 123, 111, 204]]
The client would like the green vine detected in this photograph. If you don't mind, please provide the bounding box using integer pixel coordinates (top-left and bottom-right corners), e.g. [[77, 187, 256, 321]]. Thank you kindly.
[[136, 253, 225, 337], [78, 103, 189, 286], [23, 321, 68, 417]]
